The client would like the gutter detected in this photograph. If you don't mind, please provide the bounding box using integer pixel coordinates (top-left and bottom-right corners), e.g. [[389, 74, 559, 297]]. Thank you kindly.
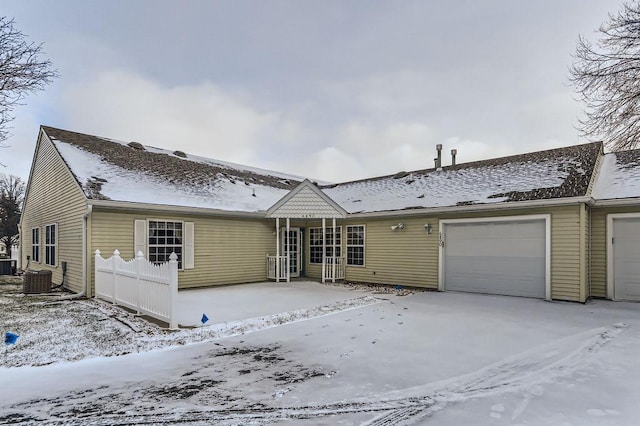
[[592, 197, 640, 207], [346, 196, 595, 219], [88, 187, 608, 221], [89, 199, 267, 219], [16, 219, 21, 271]]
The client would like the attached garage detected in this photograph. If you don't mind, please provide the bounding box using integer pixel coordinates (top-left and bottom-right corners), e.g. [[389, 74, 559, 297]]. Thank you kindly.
[[608, 214, 640, 301], [439, 216, 550, 299]]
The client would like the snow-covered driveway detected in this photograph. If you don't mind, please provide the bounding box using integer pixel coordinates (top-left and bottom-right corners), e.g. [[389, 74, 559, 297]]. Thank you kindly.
[[1, 281, 640, 425]]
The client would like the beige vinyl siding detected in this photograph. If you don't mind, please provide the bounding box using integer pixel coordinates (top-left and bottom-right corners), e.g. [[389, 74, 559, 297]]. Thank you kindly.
[[590, 207, 607, 298], [332, 204, 586, 301], [440, 205, 584, 301], [341, 217, 439, 288], [90, 209, 276, 291], [442, 206, 584, 301], [589, 205, 640, 299], [549, 205, 582, 301], [20, 133, 87, 293]]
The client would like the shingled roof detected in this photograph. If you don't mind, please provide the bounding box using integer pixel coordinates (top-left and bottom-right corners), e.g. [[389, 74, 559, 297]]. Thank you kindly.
[[323, 142, 603, 213], [592, 147, 640, 201], [42, 126, 605, 214], [43, 126, 302, 212]]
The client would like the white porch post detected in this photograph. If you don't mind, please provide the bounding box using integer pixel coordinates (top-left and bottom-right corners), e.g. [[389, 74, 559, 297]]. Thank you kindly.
[[275, 217, 280, 283], [322, 217, 326, 283], [332, 218, 336, 283], [286, 218, 291, 283]]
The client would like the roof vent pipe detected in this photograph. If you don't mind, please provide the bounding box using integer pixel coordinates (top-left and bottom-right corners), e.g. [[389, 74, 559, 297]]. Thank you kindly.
[[436, 144, 442, 168], [451, 149, 457, 166]]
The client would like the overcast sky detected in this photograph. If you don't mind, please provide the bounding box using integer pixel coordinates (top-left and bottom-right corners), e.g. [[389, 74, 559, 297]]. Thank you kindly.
[[0, 0, 625, 183]]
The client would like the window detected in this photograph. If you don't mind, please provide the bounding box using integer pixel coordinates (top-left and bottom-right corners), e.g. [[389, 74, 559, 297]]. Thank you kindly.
[[45, 224, 56, 266], [31, 227, 40, 263], [309, 226, 342, 264], [346, 225, 365, 266], [148, 220, 183, 269]]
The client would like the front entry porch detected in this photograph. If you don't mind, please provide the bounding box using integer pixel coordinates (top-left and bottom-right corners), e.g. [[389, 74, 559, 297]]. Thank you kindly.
[[266, 217, 346, 283], [265, 180, 349, 284]]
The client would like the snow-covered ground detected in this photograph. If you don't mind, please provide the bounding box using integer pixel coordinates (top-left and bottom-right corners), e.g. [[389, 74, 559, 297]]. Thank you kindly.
[[1, 277, 640, 425]]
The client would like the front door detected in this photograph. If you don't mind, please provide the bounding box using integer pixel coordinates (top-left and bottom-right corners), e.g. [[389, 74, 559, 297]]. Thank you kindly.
[[282, 228, 301, 278]]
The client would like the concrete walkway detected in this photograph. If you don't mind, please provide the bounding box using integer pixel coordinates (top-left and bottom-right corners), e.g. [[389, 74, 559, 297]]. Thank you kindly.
[[176, 281, 376, 326]]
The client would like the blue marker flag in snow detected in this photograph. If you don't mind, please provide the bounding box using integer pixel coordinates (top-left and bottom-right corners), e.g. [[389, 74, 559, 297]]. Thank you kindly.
[[5, 332, 18, 345], [201, 313, 209, 324]]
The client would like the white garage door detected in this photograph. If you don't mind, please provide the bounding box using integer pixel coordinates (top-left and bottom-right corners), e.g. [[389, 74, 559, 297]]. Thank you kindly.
[[612, 217, 640, 301], [443, 219, 546, 298]]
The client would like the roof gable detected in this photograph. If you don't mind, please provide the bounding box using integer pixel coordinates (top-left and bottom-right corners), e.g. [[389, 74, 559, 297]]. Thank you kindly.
[[267, 180, 347, 218]]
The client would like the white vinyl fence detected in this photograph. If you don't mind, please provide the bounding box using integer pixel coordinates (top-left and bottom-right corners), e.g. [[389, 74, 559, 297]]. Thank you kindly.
[[95, 249, 178, 329]]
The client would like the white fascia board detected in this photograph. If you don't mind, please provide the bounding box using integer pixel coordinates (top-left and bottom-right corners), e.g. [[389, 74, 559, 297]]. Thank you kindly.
[[89, 199, 267, 219], [348, 196, 593, 219], [593, 197, 640, 208]]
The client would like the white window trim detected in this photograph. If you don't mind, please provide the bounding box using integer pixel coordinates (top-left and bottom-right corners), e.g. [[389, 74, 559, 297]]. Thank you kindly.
[[44, 223, 57, 267], [147, 218, 185, 271], [31, 226, 40, 263], [346, 224, 366, 267], [308, 226, 342, 264], [606, 212, 640, 300], [438, 214, 551, 301]]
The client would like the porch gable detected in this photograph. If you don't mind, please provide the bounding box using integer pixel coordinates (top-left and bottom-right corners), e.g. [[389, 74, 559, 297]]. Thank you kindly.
[[267, 179, 347, 219]]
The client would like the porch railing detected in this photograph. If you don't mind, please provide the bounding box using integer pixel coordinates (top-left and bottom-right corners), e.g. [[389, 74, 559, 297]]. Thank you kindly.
[[325, 256, 346, 281], [267, 255, 289, 280]]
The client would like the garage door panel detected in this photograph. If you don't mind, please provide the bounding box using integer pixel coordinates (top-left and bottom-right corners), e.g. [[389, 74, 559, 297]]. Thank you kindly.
[[444, 220, 546, 298], [613, 217, 640, 301]]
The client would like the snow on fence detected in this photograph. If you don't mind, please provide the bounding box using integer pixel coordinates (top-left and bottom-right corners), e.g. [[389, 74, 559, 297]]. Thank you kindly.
[[95, 249, 178, 329]]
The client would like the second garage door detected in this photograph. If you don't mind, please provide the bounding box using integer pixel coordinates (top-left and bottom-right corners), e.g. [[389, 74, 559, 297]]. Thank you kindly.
[[443, 219, 547, 298], [612, 216, 640, 301]]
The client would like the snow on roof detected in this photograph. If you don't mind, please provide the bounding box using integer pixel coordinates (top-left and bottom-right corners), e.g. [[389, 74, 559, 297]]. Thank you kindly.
[[44, 127, 302, 212], [323, 142, 602, 213], [592, 149, 640, 200], [42, 126, 604, 215]]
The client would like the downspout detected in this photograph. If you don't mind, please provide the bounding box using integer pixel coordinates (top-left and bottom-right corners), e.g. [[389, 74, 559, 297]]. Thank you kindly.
[[82, 204, 92, 297], [16, 221, 21, 271], [58, 204, 92, 300]]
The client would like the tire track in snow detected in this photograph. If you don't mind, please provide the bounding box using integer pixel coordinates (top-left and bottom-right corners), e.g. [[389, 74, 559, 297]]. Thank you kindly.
[[237, 321, 625, 425], [1, 322, 626, 425], [366, 322, 628, 425]]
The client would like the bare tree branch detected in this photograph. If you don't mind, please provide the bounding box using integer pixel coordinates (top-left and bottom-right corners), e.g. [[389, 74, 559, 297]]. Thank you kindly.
[[570, 2, 640, 151], [0, 17, 58, 146], [0, 173, 24, 259]]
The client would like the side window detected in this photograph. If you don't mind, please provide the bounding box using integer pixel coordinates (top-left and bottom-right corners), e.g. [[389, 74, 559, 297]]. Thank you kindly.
[[45, 224, 57, 266], [31, 227, 40, 262], [346, 225, 365, 266]]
